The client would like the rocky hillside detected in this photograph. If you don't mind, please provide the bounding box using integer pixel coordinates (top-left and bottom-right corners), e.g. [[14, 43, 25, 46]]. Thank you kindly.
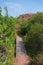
[[18, 14, 35, 20]]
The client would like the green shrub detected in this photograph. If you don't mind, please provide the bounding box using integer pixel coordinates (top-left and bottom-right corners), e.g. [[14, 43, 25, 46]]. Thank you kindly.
[[0, 7, 15, 65], [17, 12, 43, 57], [31, 53, 43, 65]]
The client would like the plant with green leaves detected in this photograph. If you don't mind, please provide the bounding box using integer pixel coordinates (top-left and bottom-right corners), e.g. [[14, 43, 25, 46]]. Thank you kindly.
[[0, 7, 15, 65], [17, 12, 43, 56]]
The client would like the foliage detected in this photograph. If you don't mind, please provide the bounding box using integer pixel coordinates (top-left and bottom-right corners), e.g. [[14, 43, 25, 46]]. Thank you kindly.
[[31, 53, 43, 65], [0, 7, 16, 65], [17, 12, 43, 57], [0, 6, 43, 65]]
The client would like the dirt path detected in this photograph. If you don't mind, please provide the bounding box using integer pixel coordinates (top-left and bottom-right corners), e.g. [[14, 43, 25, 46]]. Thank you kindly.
[[16, 35, 31, 65]]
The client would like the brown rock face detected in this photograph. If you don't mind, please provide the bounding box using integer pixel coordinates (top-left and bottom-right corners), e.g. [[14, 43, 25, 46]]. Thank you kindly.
[[18, 14, 35, 20]]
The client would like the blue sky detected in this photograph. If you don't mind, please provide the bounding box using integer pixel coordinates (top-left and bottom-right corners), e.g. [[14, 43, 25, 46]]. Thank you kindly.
[[0, 0, 43, 17]]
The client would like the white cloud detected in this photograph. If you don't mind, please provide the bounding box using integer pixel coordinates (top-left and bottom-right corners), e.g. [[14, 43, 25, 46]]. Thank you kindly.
[[2, 2, 28, 17], [4, 2, 27, 13]]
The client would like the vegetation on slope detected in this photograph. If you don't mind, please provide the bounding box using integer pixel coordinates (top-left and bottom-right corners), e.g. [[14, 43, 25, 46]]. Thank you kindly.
[[0, 6, 43, 65], [17, 12, 43, 65], [0, 7, 16, 65]]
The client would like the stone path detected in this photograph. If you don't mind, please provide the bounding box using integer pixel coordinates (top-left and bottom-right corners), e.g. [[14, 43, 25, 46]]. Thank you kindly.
[[16, 35, 31, 65]]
